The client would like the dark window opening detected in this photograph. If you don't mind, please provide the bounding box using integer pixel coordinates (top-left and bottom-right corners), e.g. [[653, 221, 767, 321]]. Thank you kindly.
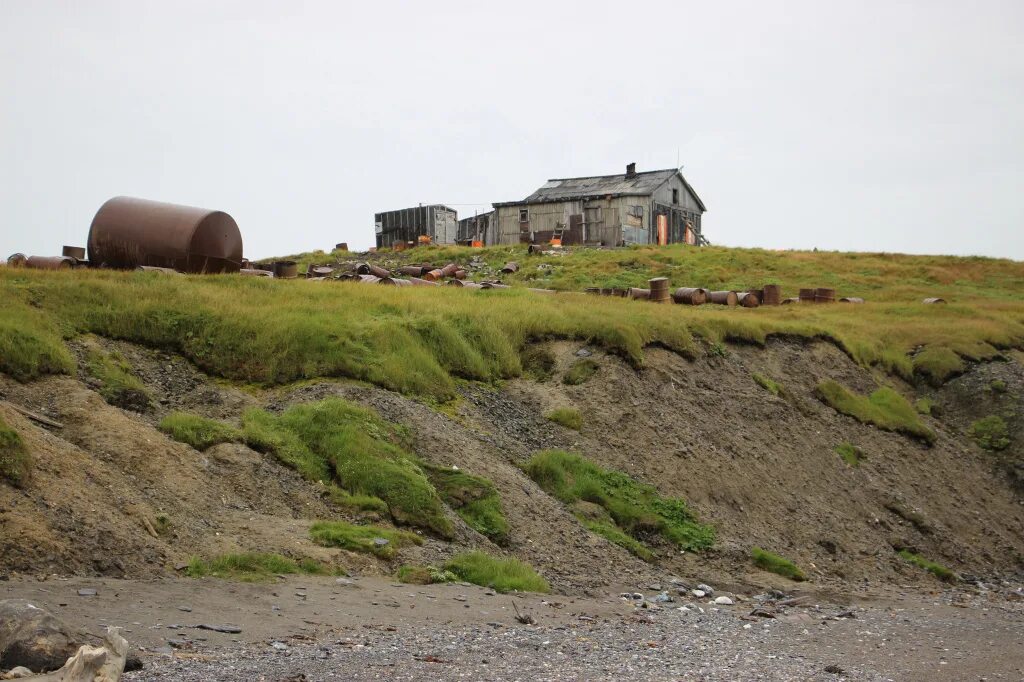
[[672, 188, 679, 204], [519, 208, 529, 222]]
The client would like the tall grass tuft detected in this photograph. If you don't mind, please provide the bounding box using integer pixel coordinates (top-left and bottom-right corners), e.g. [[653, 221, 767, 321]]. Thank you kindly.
[[159, 412, 240, 450], [751, 547, 806, 581], [309, 520, 422, 560], [816, 381, 936, 444], [0, 415, 30, 487], [185, 552, 335, 581], [444, 551, 549, 593], [421, 464, 509, 544]]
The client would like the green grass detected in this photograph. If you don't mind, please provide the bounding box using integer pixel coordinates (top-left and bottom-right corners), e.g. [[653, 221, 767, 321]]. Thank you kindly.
[[185, 552, 335, 581], [422, 464, 509, 544], [914, 397, 936, 415], [563, 359, 599, 385], [898, 549, 956, 582], [752, 373, 783, 396], [83, 344, 151, 410], [443, 551, 549, 593], [309, 520, 423, 559], [969, 415, 1011, 451], [241, 398, 451, 537], [326, 486, 390, 515], [835, 442, 863, 467], [751, 547, 806, 581], [816, 381, 936, 444], [523, 450, 714, 553], [990, 379, 1008, 393], [159, 411, 241, 450], [0, 415, 30, 487], [520, 346, 556, 381], [584, 520, 654, 561], [3, 249, 1022, 400], [545, 407, 582, 431], [396, 564, 457, 585]]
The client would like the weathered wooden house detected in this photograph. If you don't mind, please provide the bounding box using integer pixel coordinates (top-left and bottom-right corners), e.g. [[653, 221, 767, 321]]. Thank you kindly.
[[490, 164, 706, 246], [374, 205, 458, 249], [456, 211, 494, 244]]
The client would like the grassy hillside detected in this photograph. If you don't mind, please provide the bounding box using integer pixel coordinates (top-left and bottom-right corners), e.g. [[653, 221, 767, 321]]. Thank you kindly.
[[2, 246, 1023, 397]]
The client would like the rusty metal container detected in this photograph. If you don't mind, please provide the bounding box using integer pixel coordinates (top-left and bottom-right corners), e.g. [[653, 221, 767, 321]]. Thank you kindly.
[[439, 263, 460, 278], [408, 277, 439, 287], [922, 297, 947, 304], [736, 292, 760, 308], [709, 290, 738, 306], [648, 277, 671, 303], [136, 265, 181, 275], [500, 262, 519, 274], [378, 277, 412, 287], [762, 284, 782, 306], [672, 287, 708, 305], [239, 268, 272, 277], [6, 253, 27, 267], [335, 242, 349, 251], [454, 269, 467, 280], [356, 263, 390, 279], [628, 287, 651, 300], [62, 245, 86, 260], [26, 256, 75, 270], [422, 269, 444, 281], [752, 288, 764, 304], [87, 196, 242, 273], [814, 287, 836, 303], [798, 288, 816, 302], [782, 297, 800, 305], [584, 287, 601, 295], [839, 297, 865, 304], [399, 265, 427, 277], [449, 281, 483, 289], [308, 266, 334, 278], [272, 260, 298, 279], [357, 274, 381, 284], [480, 282, 510, 289]]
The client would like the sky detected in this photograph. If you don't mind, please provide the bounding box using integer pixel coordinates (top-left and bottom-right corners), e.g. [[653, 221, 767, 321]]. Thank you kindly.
[[1, 0, 1022, 260]]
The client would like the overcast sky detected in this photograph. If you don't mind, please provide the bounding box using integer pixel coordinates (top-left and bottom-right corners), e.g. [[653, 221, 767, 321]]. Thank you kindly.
[[2, 0, 1022, 260]]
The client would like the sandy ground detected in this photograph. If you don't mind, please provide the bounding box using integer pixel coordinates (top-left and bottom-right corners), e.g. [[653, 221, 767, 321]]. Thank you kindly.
[[3, 576, 1023, 681]]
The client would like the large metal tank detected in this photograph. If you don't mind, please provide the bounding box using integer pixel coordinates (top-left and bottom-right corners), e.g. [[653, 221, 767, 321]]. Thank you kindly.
[[87, 196, 243, 273]]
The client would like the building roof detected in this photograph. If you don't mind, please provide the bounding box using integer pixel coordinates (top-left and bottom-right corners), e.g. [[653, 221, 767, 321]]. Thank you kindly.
[[493, 168, 706, 211]]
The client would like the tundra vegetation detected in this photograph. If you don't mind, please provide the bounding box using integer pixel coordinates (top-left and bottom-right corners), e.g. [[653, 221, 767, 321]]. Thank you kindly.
[[969, 415, 1011, 451], [185, 552, 336, 581], [443, 551, 550, 593], [523, 450, 714, 560], [2, 245, 1022, 401], [308, 520, 422, 560], [0, 415, 30, 486], [545, 407, 583, 431], [898, 549, 956, 582], [751, 547, 806, 581], [815, 381, 936, 444], [834, 442, 863, 467], [563, 358, 599, 385], [752, 373, 783, 396], [83, 342, 152, 410]]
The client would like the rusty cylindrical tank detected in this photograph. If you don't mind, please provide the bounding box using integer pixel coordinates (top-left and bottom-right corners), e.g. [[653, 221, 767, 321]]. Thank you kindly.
[[628, 287, 651, 300], [87, 196, 242, 273], [648, 277, 670, 303], [439, 263, 460, 278], [672, 287, 708, 305], [62, 245, 86, 260], [762, 284, 782, 305], [422, 269, 444, 281], [378, 277, 412, 287], [399, 265, 427, 277], [709, 290, 738, 306], [26, 256, 75, 270], [6, 253, 28, 267], [814, 287, 836, 303], [500, 262, 519, 274], [798, 288, 816, 302], [736, 292, 760, 308], [273, 261, 298, 279], [408, 277, 439, 287]]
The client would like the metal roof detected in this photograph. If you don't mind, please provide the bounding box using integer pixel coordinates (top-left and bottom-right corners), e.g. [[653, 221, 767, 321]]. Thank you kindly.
[[493, 168, 705, 211]]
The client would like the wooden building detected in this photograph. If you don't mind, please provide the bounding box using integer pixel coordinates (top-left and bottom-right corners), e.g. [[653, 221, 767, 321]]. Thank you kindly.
[[490, 164, 706, 246], [374, 205, 457, 249]]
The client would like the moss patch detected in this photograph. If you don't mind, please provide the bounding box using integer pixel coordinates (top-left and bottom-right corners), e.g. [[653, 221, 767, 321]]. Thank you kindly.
[[816, 381, 936, 444], [84, 345, 151, 411], [751, 547, 806, 581], [185, 552, 336, 582], [898, 549, 956, 582], [563, 359, 599, 385], [523, 450, 714, 554], [0, 416, 30, 487], [422, 464, 509, 545], [752, 373, 783, 396], [969, 415, 1010, 451], [396, 564, 457, 585], [835, 442, 863, 467], [309, 520, 422, 560], [159, 412, 241, 450], [444, 551, 549, 593]]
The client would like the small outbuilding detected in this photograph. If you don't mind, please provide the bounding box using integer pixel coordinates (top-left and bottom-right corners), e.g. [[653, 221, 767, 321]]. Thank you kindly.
[[491, 163, 706, 246], [374, 205, 458, 249]]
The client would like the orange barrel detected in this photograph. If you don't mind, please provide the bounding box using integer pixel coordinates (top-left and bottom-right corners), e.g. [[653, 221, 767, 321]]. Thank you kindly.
[[648, 277, 671, 303], [709, 290, 738, 306], [762, 284, 782, 305], [422, 269, 444, 281], [439, 263, 460, 278], [672, 287, 708, 305], [736, 292, 760, 308], [454, 270, 467, 280]]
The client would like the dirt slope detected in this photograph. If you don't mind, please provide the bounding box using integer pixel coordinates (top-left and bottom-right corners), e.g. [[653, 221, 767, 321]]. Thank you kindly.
[[1, 336, 1021, 594]]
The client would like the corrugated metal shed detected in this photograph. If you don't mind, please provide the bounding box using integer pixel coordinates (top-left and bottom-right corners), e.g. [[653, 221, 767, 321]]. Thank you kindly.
[[494, 168, 706, 210]]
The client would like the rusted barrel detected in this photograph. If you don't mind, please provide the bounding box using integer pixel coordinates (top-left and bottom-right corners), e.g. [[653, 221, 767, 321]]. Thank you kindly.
[[26, 256, 75, 270], [308, 265, 334, 278], [839, 297, 865, 304], [600, 288, 614, 296], [399, 265, 426, 277], [923, 297, 947, 304], [672, 287, 708, 305], [814, 287, 836, 303], [6, 253, 27, 267], [335, 243, 348, 251], [357, 274, 381, 284], [528, 243, 544, 255], [273, 260, 298, 279], [584, 287, 601, 295], [422, 269, 444, 281], [782, 297, 800, 305], [752, 289, 764, 304], [481, 282, 511, 289], [239, 268, 273, 277], [649, 277, 670, 303], [455, 281, 484, 289], [360, 263, 389, 279], [500, 262, 519, 274], [136, 265, 181, 275], [454, 269, 467, 280], [736, 292, 760, 308], [628, 287, 651, 300], [87, 196, 242, 273], [611, 288, 628, 297], [798, 288, 816, 302], [378, 277, 412, 287], [62, 245, 86, 260], [762, 284, 782, 305], [439, 263, 460, 278], [709, 290, 738, 306], [408, 277, 439, 286]]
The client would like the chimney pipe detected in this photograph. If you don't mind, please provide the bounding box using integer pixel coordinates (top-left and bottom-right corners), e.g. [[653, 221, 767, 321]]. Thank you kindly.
[[626, 162, 637, 178]]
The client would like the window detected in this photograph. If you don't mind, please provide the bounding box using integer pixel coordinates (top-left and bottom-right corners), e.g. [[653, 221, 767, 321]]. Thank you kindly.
[[672, 188, 679, 204], [628, 205, 643, 218], [519, 208, 529, 223]]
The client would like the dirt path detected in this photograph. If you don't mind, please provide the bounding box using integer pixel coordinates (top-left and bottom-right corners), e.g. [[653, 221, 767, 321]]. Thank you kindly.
[[3, 577, 1022, 681]]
